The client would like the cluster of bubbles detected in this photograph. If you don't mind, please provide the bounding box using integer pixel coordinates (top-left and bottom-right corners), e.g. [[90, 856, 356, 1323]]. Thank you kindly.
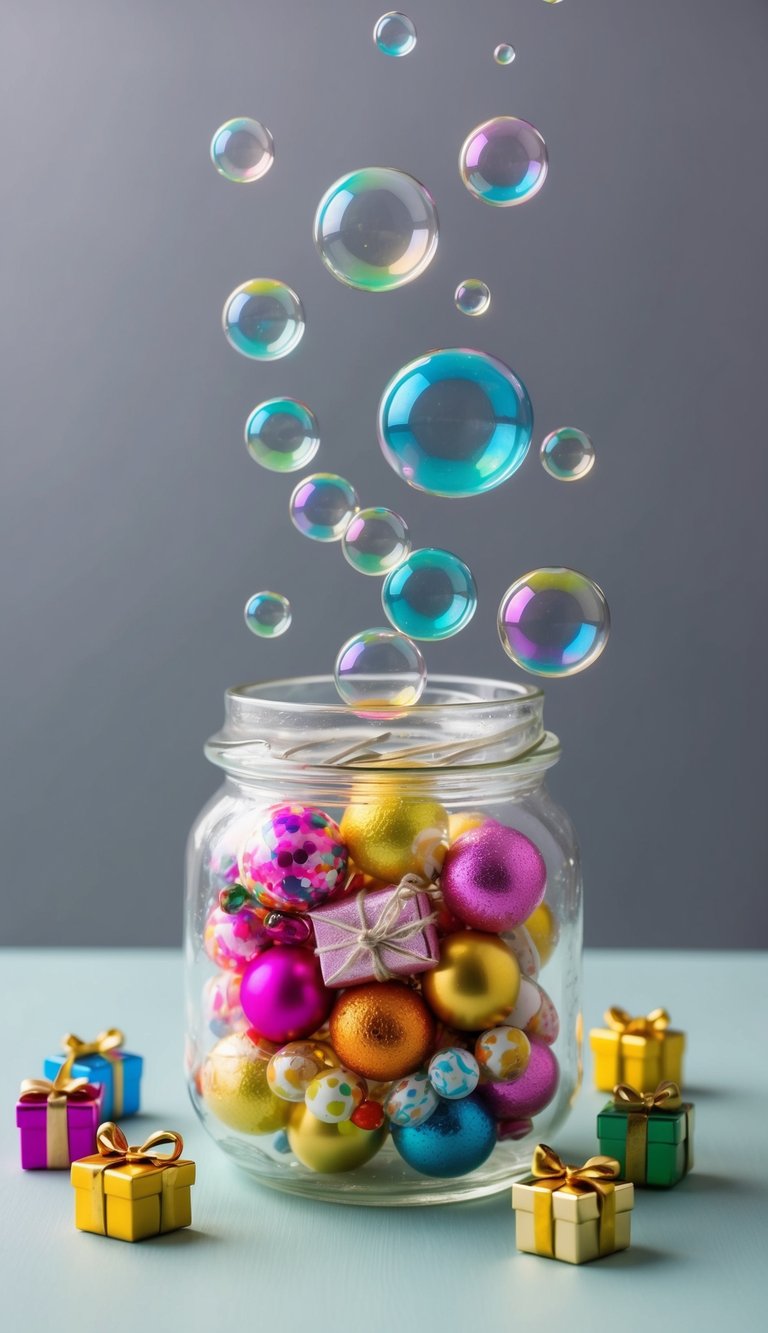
[[212, 5, 609, 708]]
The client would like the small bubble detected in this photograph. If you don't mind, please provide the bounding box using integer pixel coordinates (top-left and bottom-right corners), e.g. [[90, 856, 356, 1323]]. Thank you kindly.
[[460, 116, 548, 207], [290, 473, 359, 541], [454, 279, 491, 317], [313, 167, 438, 292], [245, 398, 320, 473], [335, 628, 426, 707], [540, 427, 595, 481], [244, 591, 292, 638], [493, 44, 516, 65], [382, 548, 477, 641], [222, 279, 304, 360], [373, 13, 417, 58], [210, 118, 274, 182], [498, 568, 610, 676], [342, 507, 410, 576]]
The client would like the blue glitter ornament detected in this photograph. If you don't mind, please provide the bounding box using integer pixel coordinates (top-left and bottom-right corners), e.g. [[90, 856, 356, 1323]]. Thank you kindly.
[[391, 1094, 497, 1177], [382, 548, 477, 641]]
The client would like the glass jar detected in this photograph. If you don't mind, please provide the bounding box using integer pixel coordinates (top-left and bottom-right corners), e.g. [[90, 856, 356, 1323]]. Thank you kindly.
[[185, 675, 582, 1205]]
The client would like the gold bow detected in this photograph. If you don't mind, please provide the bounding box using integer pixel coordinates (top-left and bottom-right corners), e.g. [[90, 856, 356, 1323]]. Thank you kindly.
[[530, 1143, 620, 1257], [605, 1007, 670, 1039], [19, 1059, 95, 1168], [62, 1029, 125, 1116], [87, 1122, 185, 1236], [612, 1081, 686, 1183]]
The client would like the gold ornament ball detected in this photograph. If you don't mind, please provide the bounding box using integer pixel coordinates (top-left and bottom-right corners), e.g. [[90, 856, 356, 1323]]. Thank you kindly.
[[287, 1104, 388, 1173], [448, 810, 488, 843], [340, 795, 448, 883], [422, 931, 521, 1031], [201, 1033, 290, 1134], [524, 902, 560, 965], [330, 981, 435, 1081]]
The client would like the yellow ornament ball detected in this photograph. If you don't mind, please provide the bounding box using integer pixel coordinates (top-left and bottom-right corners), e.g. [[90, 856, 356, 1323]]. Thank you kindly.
[[448, 810, 488, 843], [524, 902, 560, 965], [287, 1104, 388, 1173], [340, 795, 448, 883], [422, 931, 521, 1031], [201, 1032, 290, 1135]]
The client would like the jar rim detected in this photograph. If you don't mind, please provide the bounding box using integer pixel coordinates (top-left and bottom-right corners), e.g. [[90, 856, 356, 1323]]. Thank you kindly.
[[226, 673, 543, 716]]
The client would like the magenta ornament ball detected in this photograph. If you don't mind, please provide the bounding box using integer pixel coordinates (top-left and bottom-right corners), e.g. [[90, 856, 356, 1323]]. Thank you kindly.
[[240, 946, 332, 1044], [478, 1037, 559, 1119], [440, 823, 546, 932]]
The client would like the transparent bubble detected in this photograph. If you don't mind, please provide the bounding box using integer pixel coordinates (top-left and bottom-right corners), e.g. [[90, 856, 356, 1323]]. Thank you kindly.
[[244, 591, 292, 638], [222, 279, 304, 360], [373, 12, 417, 57], [289, 473, 359, 542], [382, 548, 477, 641], [454, 279, 491, 317], [460, 116, 548, 207], [342, 507, 410, 576], [245, 398, 320, 473], [493, 44, 516, 65], [313, 168, 438, 292], [335, 628, 426, 708], [540, 427, 595, 481], [378, 347, 533, 497], [498, 568, 610, 677], [210, 118, 274, 183]]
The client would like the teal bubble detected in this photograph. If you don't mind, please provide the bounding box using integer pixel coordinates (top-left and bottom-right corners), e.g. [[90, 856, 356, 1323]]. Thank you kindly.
[[454, 279, 491, 317], [377, 347, 533, 497], [342, 507, 410, 576], [373, 13, 417, 57], [493, 44, 516, 65], [460, 116, 548, 207], [313, 168, 438, 292], [540, 427, 595, 481], [244, 591, 292, 638], [289, 473, 359, 541], [222, 279, 304, 360], [210, 118, 274, 183], [245, 399, 320, 473], [497, 568, 610, 677], [382, 548, 477, 640], [334, 628, 426, 708]]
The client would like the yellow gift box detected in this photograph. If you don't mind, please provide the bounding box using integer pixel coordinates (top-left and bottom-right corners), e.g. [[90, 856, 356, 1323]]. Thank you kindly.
[[589, 1006, 685, 1093], [512, 1144, 634, 1264], [71, 1122, 195, 1242]]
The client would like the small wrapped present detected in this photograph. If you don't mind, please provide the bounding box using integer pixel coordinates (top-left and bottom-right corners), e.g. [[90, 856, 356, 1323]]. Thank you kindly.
[[16, 1060, 103, 1169], [512, 1144, 634, 1264], [597, 1081, 694, 1187], [589, 1006, 685, 1093], [71, 1122, 195, 1242], [310, 877, 440, 987], [45, 1028, 143, 1118]]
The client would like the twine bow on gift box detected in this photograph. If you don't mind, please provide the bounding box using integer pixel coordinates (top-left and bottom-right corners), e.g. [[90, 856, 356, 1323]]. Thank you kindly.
[[612, 1080, 690, 1182], [314, 874, 440, 984], [605, 1006, 670, 1039], [530, 1143, 621, 1258], [62, 1028, 126, 1116], [19, 1059, 96, 1168], [86, 1122, 185, 1235]]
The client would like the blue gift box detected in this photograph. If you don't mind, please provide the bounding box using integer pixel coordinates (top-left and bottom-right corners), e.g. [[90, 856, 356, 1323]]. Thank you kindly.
[[44, 1042, 143, 1119]]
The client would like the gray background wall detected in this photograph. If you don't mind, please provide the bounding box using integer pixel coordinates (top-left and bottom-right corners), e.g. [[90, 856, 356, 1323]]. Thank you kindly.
[[2, 0, 766, 948]]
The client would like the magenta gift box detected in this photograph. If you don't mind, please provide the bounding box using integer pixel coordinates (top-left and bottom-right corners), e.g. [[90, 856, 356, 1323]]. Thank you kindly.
[[310, 883, 440, 987], [16, 1084, 103, 1170]]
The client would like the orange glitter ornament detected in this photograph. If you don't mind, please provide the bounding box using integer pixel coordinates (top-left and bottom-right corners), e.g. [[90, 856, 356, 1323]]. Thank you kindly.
[[330, 982, 435, 1081]]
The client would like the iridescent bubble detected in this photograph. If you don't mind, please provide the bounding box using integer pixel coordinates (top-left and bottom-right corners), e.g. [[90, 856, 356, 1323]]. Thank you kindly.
[[460, 116, 548, 207], [378, 347, 533, 497], [335, 629, 426, 708], [245, 398, 320, 473], [540, 427, 595, 481], [289, 473, 359, 542], [313, 168, 438, 292], [454, 279, 491, 317], [493, 44, 516, 65], [382, 548, 477, 641], [244, 591, 292, 638], [222, 279, 304, 360], [373, 12, 417, 57], [342, 507, 410, 576], [498, 568, 610, 677], [210, 118, 274, 183]]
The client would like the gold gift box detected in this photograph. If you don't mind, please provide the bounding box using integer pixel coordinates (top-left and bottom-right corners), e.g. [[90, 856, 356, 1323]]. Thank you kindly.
[[71, 1123, 195, 1242], [590, 1007, 685, 1093], [513, 1176, 634, 1265]]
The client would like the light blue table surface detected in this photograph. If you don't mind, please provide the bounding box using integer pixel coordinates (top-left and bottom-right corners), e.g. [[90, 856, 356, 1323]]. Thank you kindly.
[[2, 949, 765, 1333]]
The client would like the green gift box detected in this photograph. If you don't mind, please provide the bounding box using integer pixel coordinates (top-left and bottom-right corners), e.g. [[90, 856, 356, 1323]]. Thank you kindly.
[[597, 1082, 694, 1188]]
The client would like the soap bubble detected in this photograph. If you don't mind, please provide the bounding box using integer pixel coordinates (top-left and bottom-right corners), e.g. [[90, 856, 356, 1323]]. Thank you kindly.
[[498, 568, 610, 676], [454, 279, 491, 317], [222, 279, 304, 360], [460, 116, 548, 207], [342, 507, 410, 575], [382, 548, 477, 640], [289, 473, 359, 541], [335, 628, 426, 707], [244, 591, 292, 638], [373, 12, 417, 57], [313, 167, 438, 292], [493, 44, 516, 65], [245, 398, 320, 473], [540, 427, 595, 481], [378, 347, 533, 497], [210, 118, 274, 183]]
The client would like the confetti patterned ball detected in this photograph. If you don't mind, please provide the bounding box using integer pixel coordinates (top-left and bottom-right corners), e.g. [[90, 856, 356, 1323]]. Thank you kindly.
[[330, 982, 435, 1082], [222, 279, 305, 360], [385, 1071, 439, 1127], [340, 795, 448, 882], [304, 1068, 367, 1123], [239, 803, 348, 912], [391, 1094, 497, 1177], [478, 1036, 559, 1119], [526, 983, 560, 1044], [460, 116, 548, 207], [503, 924, 541, 978], [203, 904, 271, 972], [474, 1025, 531, 1081], [201, 1033, 289, 1135], [266, 1040, 333, 1102], [202, 972, 246, 1036], [428, 1046, 480, 1100]]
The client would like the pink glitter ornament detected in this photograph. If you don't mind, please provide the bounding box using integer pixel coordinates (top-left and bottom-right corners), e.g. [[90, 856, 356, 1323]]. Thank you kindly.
[[441, 823, 546, 933], [204, 904, 271, 972], [240, 946, 332, 1044], [478, 1037, 559, 1119], [239, 803, 348, 913]]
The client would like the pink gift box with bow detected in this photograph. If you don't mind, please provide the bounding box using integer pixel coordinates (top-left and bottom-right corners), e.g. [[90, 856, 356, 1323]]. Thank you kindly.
[[310, 883, 440, 988]]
